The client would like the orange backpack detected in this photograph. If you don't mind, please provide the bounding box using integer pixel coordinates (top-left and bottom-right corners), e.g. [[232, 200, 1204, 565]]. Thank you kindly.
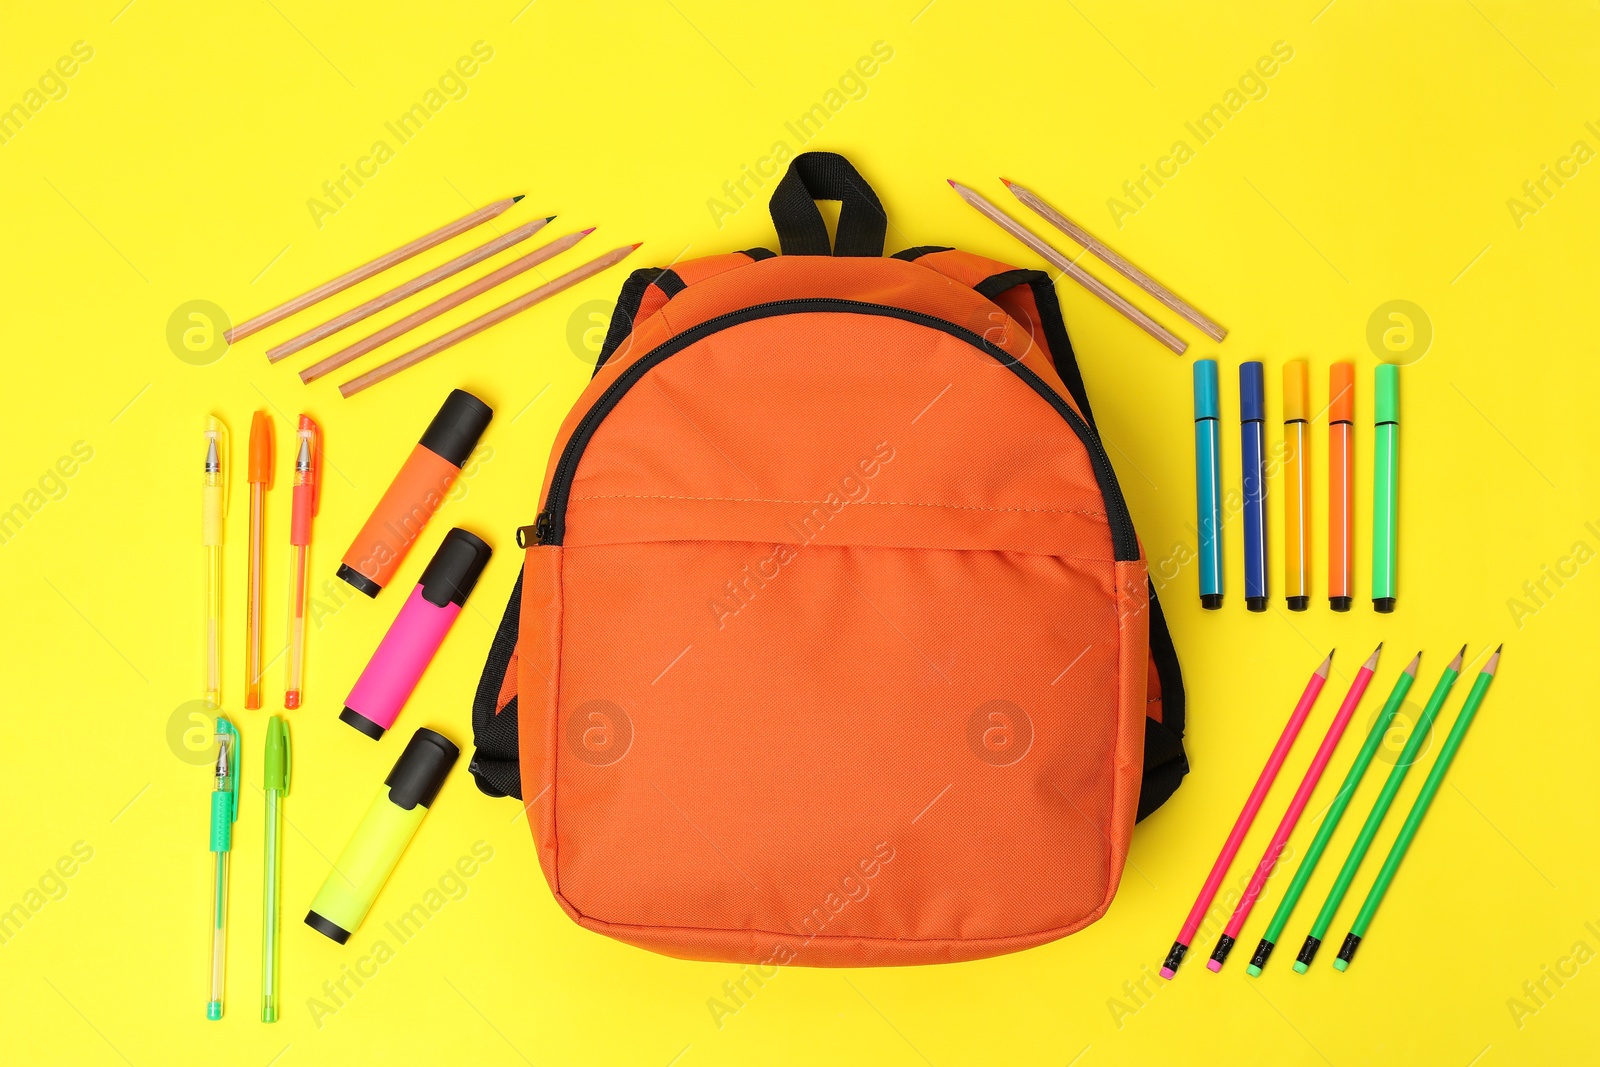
[[471, 153, 1187, 966]]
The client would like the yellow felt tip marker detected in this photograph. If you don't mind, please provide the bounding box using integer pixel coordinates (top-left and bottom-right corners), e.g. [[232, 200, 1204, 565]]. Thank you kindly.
[[1282, 361, 1310, 611]]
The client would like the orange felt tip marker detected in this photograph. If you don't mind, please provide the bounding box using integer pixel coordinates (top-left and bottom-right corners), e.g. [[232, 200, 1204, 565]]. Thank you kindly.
[[1282, 360, 1310, 611], [245, 411, 273, 709], [1328, 362, 1355, 611]]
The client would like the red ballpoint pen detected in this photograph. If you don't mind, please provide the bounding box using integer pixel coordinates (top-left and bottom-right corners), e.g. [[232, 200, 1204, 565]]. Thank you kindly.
[[285, 416, 320, 709]]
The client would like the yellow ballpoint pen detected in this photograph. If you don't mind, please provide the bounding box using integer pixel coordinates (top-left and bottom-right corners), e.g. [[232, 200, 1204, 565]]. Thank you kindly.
[[202, 417, 227, 706]]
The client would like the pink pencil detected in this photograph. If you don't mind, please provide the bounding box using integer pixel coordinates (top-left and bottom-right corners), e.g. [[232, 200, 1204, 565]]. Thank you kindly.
[[1160, 651, 1333, 980], [1205, 644, 1382, 972]]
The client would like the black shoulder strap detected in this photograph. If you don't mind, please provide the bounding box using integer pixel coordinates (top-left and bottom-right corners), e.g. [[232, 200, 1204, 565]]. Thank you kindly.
[[469, 572, 524, 799]]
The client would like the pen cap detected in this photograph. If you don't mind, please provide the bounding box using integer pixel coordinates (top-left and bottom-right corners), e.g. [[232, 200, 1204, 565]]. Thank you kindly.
[[1282, 360, 1309, 422], [248, 410, 273, 486], [386, 728, 460, 810], [202, 416, 227, 546], [263, 715, 290, 793], [1192, 359, 1220, 420], [418, 529, 493, 608], [1239, 361, 1266, 422], [419, 389, 493, 468], [1330, 361, 1356, 423], [1375, 364, 1400, 424]]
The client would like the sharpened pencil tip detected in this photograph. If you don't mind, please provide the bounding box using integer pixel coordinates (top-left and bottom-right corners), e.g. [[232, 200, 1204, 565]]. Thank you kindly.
[[947, 178, 958, 187], [1449, 645, 1466, 670], [1363, 643, 1383, 669], [1405, 652, 1421, 676], [1494, 643, 1503, 653], [629, 243, 643, 251], [546, 215, 556, 223], [1000, 177, 1014, 187], [512, 194, 525, 203], [579, 227, 595, 236]]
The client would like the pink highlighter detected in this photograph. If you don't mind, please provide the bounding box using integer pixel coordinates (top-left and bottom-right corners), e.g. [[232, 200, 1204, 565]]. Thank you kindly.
[[341, 528, 492, 740]]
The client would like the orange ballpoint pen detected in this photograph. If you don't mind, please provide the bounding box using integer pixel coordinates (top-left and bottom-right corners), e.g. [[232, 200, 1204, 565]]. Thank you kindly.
[[1328, 362, 1355, 611], [245, 411, 273, 709], [285, 416, 320, 709]]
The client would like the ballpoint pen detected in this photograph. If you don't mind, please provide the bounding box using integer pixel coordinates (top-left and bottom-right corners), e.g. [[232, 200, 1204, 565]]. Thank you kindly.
[[262, 716, 290, 1021], [246, 411, 272, 709], [285, 416, 320, 709], [208, 716, 239, 1020], [202, 417, 227, 706]]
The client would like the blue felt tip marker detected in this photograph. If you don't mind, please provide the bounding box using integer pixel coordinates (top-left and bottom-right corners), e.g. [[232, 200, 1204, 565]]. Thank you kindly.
[[1194, 359, 1223, 609], [1241, 361, 1268, 612]]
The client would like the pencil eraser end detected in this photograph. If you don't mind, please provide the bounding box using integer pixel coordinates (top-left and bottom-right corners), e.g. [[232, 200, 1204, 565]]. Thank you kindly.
[[1158, 967, 1174, 980], [1246, 964, 1262, 977], [1332, 957, 1348, 972], [1291, 961, 1309, 974], [1206, 960, 1221, 972], [1193, 359, 1220, 420], [1282, 360, 1310, 421]]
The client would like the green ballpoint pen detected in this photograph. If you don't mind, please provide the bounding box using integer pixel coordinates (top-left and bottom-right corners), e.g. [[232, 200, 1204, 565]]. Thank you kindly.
[[262, 716, 291, 1022], [208, 716, 239, 1021]]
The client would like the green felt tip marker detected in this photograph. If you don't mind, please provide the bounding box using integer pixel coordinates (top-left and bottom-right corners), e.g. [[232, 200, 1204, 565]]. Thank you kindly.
[[1335, 646, 1501, 971], [1372, 364, 1399, 612], [1293, 646, 1465, 973], [1246, 653, 1420, 976]]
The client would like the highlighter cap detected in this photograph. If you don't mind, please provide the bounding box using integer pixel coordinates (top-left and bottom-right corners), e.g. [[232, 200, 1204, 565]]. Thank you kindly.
[[1330, 362, 1356, 423], [1240, 361, 1265, 422], [385, 728, 460, 810], [1282, 360, 1309, 422], [248, 410, 273, 486], [418, 528, 493, 608], [1192, 359, 1219, 420], [419, 389, 493, 468], [1375, 364, 1399, 424]]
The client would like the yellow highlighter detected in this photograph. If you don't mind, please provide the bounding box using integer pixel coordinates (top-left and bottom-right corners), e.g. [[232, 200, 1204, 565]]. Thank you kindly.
[[1282, 361, 1311, 611], [202, 417, 228, 705]]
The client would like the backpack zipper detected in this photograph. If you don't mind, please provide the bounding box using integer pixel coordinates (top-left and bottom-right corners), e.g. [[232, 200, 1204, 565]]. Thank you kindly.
[[527, 298, 1139, 561]]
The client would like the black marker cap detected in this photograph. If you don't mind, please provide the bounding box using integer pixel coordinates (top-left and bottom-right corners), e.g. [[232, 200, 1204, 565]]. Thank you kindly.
[[1200, 593, 1223, 610], [305, 910, 352, 944], [418, 389, 493, 468], [1330, 596, 1352, 612], [1246, 596, 1268, 612], [386, 728, 460, 810], [418, 529, 493, 608], [1373, 597, 1396, 614], [1287, 596, 1309, 611]]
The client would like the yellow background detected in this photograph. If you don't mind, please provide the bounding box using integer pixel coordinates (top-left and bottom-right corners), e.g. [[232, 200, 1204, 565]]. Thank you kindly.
[[2, 1, 1596, 1064]]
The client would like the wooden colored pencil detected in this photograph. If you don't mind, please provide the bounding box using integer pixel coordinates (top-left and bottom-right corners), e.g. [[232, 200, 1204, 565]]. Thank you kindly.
[[1292, 646, 1466, 972], [1335, 646, 1501, 971], [225, 196, 523, 343], [1247, 652, 1419, 976], [1159, 652, 1333, 979], [1208, 644, 1382, 972], [300, 228, 594, 384], [947, 180, 1187, 355], [338, 243, 641, 397], [1002, 178, 1227, 342], [266, 216, 554, 362]]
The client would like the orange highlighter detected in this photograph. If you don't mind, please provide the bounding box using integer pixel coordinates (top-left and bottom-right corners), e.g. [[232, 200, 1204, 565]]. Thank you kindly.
[[285, 416, 321, 709], [245, 411, 273, 709], [1282, 361, 1310, 610], [1328, 362, 1355, 611]]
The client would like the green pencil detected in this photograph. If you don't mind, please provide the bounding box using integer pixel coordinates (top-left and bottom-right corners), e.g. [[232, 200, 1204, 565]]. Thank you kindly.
[[1335, 646, 1501, 970], [1246, 652, 1420, 976], [1292, 645, 1466, 973]]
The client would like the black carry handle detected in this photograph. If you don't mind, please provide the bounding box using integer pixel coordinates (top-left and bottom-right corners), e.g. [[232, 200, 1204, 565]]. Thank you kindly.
[[769, 152, 886, 257]]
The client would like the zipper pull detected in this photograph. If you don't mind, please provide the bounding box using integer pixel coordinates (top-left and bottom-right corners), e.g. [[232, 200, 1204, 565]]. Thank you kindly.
[[516, 512, 551, 548]]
